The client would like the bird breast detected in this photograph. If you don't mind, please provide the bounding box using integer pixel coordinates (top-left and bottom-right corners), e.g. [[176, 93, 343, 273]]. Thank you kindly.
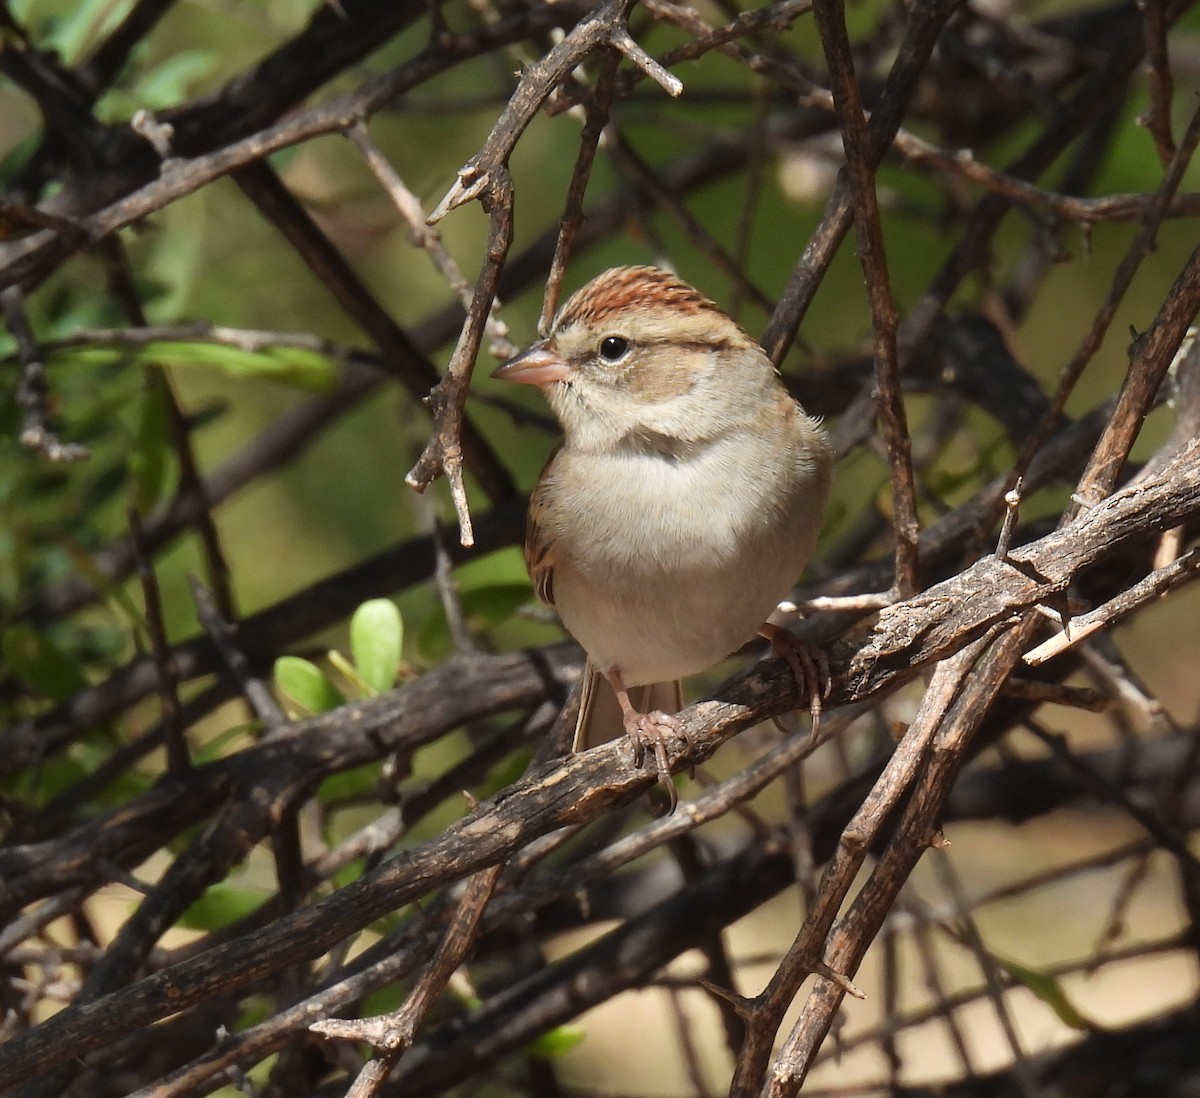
[[539, 422, 827, 684]]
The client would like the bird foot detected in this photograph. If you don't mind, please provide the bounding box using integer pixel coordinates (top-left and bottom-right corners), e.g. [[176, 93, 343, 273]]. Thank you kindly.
[[760, 623, 831, 739], [622, 709, 692, 814]]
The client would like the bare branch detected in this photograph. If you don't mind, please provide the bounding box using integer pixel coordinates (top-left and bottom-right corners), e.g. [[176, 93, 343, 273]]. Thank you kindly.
[[428, 0, 679, 223], [812, 0, 919, 597]]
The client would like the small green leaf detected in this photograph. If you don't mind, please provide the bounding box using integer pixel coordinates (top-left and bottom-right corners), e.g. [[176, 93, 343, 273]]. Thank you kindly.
[[360, 982, 406, 1018], [179, 883, 267, 930], [274, 656, 345, 715], [527, 1024, 586, 1060], [350, 599, 403, 696], [191, 724, 258, 764], [29, 0, 122, 63], [129, 372, 174, 513], [327, 647, 371, 697], [134, 50, 220, 109], [995, 955, 1095, 1031], [3, 625, 89, 701], [318, 760, 382, 806]]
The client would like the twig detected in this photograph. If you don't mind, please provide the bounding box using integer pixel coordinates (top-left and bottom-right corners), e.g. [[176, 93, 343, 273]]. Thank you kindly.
[[929, 852, 1040, 1098], [904, 912, 976, 1077], [29, 321, 379, 361], [312, 863, 505, 1096], [128, 510, 189, 775], [1070, 235, 1200, 514], [97, 235, 237, 621], [539, 49, 621, 334], [731, 632, 993, 1096], [406, 169, 515, 546], [765, 624, 1034, 1097], [0, 285, 89, 462], [346, 120, 515, 359], [190, 576, 285, 728], [1140, 0, 1176, 166], [1020, 99, 1200, 513], [550, 0, 814, 116], [428, 0, 678, 223], [607, 132, 776, 314], [761, 0, 959, 365], [999, 678, 1109, 712], [889, 129, 1200, 223], [898, 18, 1161, 416], [812, 0, 918, 597], [0, 197, 84, 238], [432, 517, 478, 655], [1024, 546, 1200, 666], [0, 0, 595, 292], [232, 159, 516, 510], [1024, 719, 1200, 874], [994, 477, 1023, 561]]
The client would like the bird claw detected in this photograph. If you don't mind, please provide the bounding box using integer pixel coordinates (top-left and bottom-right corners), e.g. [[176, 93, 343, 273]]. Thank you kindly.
[[761, 624, 830, 740], [622, 710, 691, 814]]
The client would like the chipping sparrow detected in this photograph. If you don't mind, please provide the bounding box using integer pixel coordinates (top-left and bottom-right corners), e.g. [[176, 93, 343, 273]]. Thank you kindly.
[[494, 266, 831, 804]]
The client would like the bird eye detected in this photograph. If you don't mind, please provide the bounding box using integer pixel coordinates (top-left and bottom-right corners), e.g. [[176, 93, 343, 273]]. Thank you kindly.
[[599, 335, 629, 361]]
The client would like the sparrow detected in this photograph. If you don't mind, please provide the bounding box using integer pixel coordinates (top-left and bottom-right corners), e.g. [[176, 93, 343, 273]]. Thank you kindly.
[[493, 266, 831, 808]]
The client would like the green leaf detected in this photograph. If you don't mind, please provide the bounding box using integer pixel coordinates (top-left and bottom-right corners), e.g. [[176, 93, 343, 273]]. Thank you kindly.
[[327, 647, 371, 698], [26, 0, 126, 63], [45, 342, 338, 391], [332, 857, 366, 890], [274, 656, 345, 715], [995, 955, 1095, 1031], [3, 624, 89, 701], [134, 50, 220, 110], [527, 1024, 586, 1060], [360, 981, 406, 1018], [350, 599, 403, 696], [317, 760, 382, 806], [129, 372, 174, 513], [191, 724, 258, 764], [179, 883, 267, 930]]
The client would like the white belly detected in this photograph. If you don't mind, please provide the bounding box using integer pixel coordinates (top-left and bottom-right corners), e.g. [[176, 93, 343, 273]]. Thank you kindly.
[[552, 554, 798, 684], [543, 436, 825, 686]]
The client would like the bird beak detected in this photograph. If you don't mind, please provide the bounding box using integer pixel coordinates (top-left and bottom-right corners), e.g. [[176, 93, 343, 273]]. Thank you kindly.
[[492, 344, 570, 387]]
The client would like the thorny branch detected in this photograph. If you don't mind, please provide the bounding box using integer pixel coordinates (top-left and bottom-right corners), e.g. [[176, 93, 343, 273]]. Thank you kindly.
[[406, 170, 515, 545]]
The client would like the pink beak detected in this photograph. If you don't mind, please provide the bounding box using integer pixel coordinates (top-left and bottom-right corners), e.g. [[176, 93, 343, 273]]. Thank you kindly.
[[492, 345, 571, 387]]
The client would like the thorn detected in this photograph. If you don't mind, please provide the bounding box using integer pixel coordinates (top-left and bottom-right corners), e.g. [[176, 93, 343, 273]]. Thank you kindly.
[[815, 961, 866, 1000], [995, 475, 1023, 561]]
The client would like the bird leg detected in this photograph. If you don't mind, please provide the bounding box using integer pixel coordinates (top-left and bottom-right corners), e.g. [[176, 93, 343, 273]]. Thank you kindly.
[[606, 668, 691, 813], [759, 623, 830, 738]]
